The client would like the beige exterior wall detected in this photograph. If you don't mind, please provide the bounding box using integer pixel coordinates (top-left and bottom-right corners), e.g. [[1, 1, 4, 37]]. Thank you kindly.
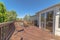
[[30, 15, 37, 21], [38, 4, 60, 36], [54, 7, 60, 36], [30, 14, 39, 26], [30, 4, 60, 36]]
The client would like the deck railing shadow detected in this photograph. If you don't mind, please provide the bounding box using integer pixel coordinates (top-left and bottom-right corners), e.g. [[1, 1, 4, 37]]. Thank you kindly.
[[0, 21, 15, 40]]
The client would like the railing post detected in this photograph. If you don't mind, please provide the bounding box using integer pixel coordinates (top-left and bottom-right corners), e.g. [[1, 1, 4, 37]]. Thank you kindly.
[[1, 27, 2, 40], [0, 28, 1, 40]]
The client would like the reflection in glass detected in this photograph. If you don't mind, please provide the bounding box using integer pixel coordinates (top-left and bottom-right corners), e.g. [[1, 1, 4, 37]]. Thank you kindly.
[[41, 13, 45, 28], [46, 11, 53, 32]]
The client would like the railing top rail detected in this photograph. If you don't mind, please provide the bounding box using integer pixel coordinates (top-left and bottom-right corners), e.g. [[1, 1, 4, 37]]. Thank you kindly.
[[0, 21, 14, 28]]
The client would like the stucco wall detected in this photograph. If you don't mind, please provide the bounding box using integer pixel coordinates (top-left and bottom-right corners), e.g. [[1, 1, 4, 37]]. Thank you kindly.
[[30, 4, 60, 36], [38, 5, 60, 36], [54, 7, 60, 36]]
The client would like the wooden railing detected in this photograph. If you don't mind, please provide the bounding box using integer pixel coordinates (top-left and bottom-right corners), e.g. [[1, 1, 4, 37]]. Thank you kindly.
[[0, 21, 15, 40]]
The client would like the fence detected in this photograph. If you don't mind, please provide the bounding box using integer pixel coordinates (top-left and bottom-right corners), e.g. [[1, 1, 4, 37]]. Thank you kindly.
[[0, 21, 15, 40]]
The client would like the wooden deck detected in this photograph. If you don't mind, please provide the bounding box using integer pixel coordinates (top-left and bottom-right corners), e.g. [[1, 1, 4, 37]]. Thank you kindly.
[[10, 22, 55, 40]]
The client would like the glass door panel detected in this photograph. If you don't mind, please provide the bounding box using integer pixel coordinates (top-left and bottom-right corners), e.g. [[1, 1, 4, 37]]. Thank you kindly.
[[41, 13, 45, 28], [46, 11, 53, 32]]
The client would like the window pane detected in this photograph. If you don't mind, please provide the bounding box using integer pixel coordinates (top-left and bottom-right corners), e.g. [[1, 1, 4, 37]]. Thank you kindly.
[[41, 13, 45, 28], [46, 11, 53, 32], [41, 13, 45, 22]]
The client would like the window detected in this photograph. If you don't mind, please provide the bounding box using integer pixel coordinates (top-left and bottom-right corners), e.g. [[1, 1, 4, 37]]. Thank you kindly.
[[41, 13, 45, 22], [46, 11, 54, 32], [41, 13, 45, 28]]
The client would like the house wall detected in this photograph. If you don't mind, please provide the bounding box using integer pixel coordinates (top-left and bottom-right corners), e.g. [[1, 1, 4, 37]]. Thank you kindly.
[[54, 6, 60, 36], [30, 4, 60, 36], [30, 14, 39, 26], [36, 14, 39, 26], [38, 7, 55, 29], [38, 5, 60, 36], [30, 15, 37, 21]]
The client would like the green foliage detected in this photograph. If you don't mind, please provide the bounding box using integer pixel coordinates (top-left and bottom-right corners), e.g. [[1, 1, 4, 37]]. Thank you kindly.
[[16, 18, 23, 21], [5, 11, 17, 21], [24, 14, 30, 21], [0, 2, 6, 22], [0, 2, 17, 23]]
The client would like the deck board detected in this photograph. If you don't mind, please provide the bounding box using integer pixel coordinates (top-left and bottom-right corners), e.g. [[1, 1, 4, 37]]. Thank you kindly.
[[10, 22, 55, 40]]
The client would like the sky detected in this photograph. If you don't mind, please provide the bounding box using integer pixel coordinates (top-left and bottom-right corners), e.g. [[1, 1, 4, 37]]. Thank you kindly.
[[0, 0, 60, 18]]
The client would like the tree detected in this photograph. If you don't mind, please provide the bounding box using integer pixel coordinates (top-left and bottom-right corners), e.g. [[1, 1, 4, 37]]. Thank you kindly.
[[5, 10, 17, 22], [0, 2, 17, 22], [16, 18, 23, 21], [0, 2, 6, 22], [24, 14, 30, 21], [9, 10, 17, 21]]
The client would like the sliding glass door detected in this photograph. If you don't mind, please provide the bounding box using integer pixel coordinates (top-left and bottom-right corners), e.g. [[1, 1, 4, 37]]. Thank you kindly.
[[41, 13, 45, 28], [46, 11, 53, 32]]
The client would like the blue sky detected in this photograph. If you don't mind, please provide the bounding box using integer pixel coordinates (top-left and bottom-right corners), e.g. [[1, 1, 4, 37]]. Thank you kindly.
[[0, 0, 60, 18]]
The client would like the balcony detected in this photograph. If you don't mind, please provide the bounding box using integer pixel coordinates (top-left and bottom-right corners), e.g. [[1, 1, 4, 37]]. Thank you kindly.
[[0, 21, 56, 40], [0, 21, 15, 40]]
